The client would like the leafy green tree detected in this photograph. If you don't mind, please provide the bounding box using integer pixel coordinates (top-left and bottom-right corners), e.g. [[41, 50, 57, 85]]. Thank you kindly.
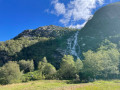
[[0, 61, 22, 84], [75, 59, 83, 74], [83, 41, 120, 80], [58, 55, 76, 79], [18, 60, 34, 73], [38, 61, 45, 71], [38, 57, 56, 77], [42, 57, 48, 63], [98, 41, 119, 78], [98, 39, 117, 50], [42, 63, 56, 75], [99, 49, 119, 78], [83, 50, 103, 79], [38, 57, 48, 71]]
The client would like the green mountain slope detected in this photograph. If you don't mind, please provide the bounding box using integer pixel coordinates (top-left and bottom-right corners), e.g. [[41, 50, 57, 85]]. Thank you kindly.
[[1, 2, 120, 69], [78, 2, 120, 54], [0, 25, 76, 68]]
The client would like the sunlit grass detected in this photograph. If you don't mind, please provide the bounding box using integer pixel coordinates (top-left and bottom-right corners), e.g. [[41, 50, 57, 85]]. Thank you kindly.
[[0, 80, 120, 90], [76, 80, 120, 90], [0, 80, 70, 90]]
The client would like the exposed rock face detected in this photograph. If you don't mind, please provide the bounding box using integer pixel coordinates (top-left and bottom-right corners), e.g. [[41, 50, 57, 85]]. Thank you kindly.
[[14, 25, 71, 39]]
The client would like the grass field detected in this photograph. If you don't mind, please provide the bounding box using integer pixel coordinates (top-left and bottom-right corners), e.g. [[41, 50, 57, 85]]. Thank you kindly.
[[0, 80, 120, 90]]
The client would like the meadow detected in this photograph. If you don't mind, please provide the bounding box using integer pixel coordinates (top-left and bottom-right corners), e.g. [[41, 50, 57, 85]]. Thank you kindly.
[[0, 80, 120, 90]]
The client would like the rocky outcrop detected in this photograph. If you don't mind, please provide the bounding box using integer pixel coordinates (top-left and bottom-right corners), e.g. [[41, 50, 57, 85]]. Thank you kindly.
[[14, 25, 71, 39]]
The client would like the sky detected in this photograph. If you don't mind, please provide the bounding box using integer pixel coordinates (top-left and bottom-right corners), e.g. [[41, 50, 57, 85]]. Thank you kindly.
[[0, 0, 120, 41]]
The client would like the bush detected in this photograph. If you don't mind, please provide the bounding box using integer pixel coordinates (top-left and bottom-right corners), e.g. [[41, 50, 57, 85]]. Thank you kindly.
[[0, 61, 22, 84], [42, 63, 56, 75], [18, 60, 34, 73], [38, 57, 56, 79], [22, 70, 45, 82]]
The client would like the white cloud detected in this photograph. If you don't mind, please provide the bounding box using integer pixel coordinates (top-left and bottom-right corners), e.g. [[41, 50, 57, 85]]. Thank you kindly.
[[51, 0, 105, 28], [51, 0, 66, 15], [69, 21, 87, 29]]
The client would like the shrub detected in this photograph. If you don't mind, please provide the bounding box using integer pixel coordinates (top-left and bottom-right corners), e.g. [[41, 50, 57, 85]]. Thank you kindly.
[[22, 70, 45, 82], [18, 60, 34, 73], [0, 61, 22, 84], [38, 57, 56, 79]]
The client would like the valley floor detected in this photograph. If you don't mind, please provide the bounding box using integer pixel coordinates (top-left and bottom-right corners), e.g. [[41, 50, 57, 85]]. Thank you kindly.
[[0, 80, 120, 90]]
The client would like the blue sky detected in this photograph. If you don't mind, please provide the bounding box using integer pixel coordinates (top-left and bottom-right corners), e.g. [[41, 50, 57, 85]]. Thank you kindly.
[[0, 0, 120, 41]]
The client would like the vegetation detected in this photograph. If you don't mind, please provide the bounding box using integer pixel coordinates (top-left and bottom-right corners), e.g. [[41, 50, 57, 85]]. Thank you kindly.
[[0, 26, 76, 69], [82, 40, 120, 81], [0, 80, 120, 90], [0, 2, 120, 90], [0, 61, 22, 84], [0, 2, 120, 89], [38, 58, 57, 79], [22, 71, 45, 82], [0, 25, 120, 88], [57, 55, 76, 80], [0, 39, 120, 85], [18, 60, 34, 73]]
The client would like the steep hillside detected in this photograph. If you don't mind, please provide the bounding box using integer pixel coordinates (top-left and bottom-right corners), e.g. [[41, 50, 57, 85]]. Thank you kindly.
[[1, 2, 120, 69], [0, 25, 77, 68], [78, 2, 120, 54]]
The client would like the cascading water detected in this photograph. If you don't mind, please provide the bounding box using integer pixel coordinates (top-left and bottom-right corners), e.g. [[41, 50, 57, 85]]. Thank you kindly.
[[67, 31, 81, 59]]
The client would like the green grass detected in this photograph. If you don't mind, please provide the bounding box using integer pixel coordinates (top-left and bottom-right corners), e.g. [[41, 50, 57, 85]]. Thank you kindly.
[[0, 80, 120, 90], [77, 80, 120, 90]]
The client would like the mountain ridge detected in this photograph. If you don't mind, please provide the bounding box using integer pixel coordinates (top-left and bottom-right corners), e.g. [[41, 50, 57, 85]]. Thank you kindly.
[[1, 2, 120, 69], [14, 25, 74, 39], [0, 25, 77, 68], [77, 1, 120, 54]]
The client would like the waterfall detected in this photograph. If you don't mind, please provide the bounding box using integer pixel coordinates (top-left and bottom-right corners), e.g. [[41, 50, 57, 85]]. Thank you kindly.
[[67, 31, 81, 59]]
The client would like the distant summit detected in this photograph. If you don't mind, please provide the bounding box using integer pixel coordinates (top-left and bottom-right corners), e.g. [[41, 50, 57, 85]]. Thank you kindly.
[[14, 25, 72, 39]]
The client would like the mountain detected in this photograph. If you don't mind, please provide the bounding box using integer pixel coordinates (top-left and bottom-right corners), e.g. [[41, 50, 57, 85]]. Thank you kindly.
[[14, 25, 73, 39], [1, 2, 120, 69], [78, 2, 120, 54], [0, 25, 76, 68]]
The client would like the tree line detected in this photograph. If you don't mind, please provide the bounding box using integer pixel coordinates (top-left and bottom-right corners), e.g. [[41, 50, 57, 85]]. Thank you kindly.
[[0, 40, 120, 84]]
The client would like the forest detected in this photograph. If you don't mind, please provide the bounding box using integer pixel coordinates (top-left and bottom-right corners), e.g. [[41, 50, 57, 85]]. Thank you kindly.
[[0, 2, 120, 86], [0, 38, 120, 84]]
